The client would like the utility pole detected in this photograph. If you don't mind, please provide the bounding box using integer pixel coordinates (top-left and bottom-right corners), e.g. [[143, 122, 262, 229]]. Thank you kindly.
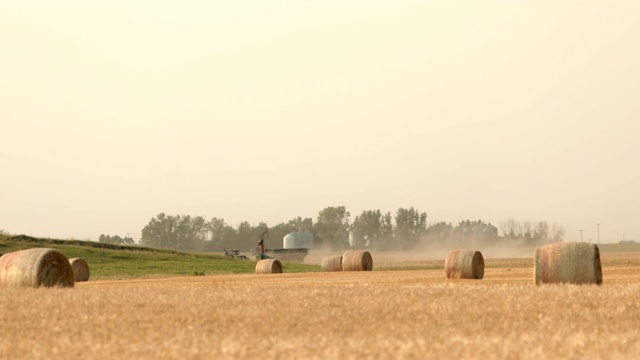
[[579, 229, 584, 243], [595, 223, 601, 244]]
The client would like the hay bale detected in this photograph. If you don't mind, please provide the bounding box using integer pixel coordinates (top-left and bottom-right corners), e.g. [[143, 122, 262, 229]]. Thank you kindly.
[[321, 256, 343, 272], [534, 242, 602, 285], [0, 248, 75, 288], [69, 258, 90, 282], [445, 249, 484, 279], [342, 250, 373, 271], [255, 259, 283, 274]]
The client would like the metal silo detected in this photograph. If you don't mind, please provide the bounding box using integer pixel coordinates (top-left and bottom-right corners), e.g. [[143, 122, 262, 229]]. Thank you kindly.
[[283, 232, 296, 249]]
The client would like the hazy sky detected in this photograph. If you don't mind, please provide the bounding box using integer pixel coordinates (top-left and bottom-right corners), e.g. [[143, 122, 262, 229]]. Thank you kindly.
[[1, 1, 638, 243]]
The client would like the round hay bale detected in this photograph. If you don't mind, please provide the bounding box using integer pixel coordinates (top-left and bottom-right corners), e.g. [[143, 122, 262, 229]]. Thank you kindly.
[[534, 242, 602, 285], [321, 256, 343, 272], [255, 259, 283, 274], [69, 258, 90, 282], [445, 249, 484, 279], [341, 250, 373, 271], [0, 248, 75, 288]]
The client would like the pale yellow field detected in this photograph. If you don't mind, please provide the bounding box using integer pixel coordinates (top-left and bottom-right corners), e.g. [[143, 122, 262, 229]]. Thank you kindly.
[[1, 253, 639, 359]]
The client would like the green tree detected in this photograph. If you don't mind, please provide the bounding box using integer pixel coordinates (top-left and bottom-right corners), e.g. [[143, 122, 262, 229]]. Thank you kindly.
[[98, 234, 135, 246], [204, 217, 236, 251], [394, 207, 427, 249], [352, 210, 383, 248], [287, 216, 313, 231], [140, 213, 176, 249], [235, 221, 253, 249], [314, 206, 350, 249], [140, 213, 204, 251], [425, 221, 453, 242], [174, 215, 206, 251]]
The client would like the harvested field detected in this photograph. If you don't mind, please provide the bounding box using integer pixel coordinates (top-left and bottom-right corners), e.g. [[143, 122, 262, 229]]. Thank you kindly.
[[1, 252, 639, 359]]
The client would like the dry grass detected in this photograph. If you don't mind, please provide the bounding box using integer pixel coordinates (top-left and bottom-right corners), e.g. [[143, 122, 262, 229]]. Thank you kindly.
[[1, 253, 639, 359]]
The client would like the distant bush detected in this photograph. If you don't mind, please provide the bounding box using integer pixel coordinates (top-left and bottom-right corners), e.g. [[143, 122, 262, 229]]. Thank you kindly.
[[619, 240, 637, 244], [99, 234, 136, 246]]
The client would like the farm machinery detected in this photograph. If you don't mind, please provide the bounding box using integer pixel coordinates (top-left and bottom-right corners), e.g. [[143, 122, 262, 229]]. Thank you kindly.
[[223, 249, 248, 260]]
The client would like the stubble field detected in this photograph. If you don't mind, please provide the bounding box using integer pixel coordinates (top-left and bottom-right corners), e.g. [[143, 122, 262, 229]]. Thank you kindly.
[[1, 251, 639, 359]]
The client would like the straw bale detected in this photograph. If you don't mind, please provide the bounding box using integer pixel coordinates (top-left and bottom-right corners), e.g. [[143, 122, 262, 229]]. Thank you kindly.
[[342, 250, 373, 271], [0, 248, 75, 288], [445, 249, 484, 279], [69, 258, 90, 282], [321, 256, 343, 272], [534, 242, 602, 285], [255, 259, 283, 274]]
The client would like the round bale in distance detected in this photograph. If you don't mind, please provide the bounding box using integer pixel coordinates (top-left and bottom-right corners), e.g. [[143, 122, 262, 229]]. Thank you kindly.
[[445, 249, 484, 279], [69, 258, 90, 282], [321, 256, 343, 272], [534, 242, 602, 285], [0, 248, 75, 288], [342, 250, 373, 271], [255, 259, 283, 274]]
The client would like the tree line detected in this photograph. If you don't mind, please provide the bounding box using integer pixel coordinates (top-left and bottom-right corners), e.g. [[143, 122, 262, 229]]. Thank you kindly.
[[129, 206, 565, 252], [98, 234, 135, 246]]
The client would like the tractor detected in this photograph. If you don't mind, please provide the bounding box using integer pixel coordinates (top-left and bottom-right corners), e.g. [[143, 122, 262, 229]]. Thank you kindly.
[[224, 249, 248, 260]]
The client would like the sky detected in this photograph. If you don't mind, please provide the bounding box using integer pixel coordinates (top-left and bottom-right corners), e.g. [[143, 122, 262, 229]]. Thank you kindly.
[[1, 1, 639, 243]]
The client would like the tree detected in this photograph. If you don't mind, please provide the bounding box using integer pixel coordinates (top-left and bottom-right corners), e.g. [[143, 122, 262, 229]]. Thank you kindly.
[[235, 221, 254, 250], [379, 211, 394, 250], [174, 215, 207, 251], [268, 217, 315, 250], [522, 221, 533, 242], [425, 221, 453, 242], [287, 217, 313, 231], [204, 217, 236, 251], [551, 223, 565, 242], [98, 234, 135, 246], [500, 218, 521, 239], [140, 213, 205, 251], [314, 206, 350, 249], [140, 213, 175, 249], [498, 218, 565, 245], [394, 207, 427, 249], [534, 221, 549, 243], [352, 210, 383, 248]]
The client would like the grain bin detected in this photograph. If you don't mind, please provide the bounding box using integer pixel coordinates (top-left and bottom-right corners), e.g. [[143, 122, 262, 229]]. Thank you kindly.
[[445, 250, 484, 279], [0, 248, 75, 288], [302, 230, 314, 248], [69, 258, 90, 282], [255, 259, 283, 274], [321, 256, 343, 272], [283, 233, 296, 249], [342, 250, 373, 271], [534, 242, 602, 285]]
